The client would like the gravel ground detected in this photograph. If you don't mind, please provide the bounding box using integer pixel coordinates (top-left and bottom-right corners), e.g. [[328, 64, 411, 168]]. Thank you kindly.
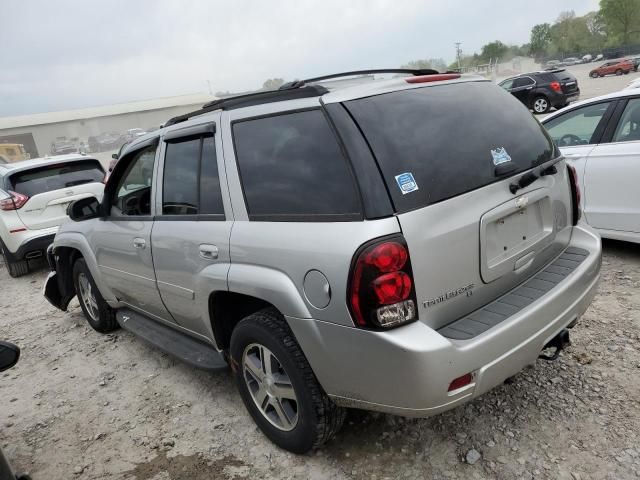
[[1, 239, 639, 479]]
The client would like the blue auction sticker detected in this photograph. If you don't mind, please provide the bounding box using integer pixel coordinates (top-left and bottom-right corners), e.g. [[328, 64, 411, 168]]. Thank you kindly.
[[395, 172, 419, 195]]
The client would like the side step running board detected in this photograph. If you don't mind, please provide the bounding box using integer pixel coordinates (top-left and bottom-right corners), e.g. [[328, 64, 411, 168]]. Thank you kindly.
[[116, 309, 228, 371]]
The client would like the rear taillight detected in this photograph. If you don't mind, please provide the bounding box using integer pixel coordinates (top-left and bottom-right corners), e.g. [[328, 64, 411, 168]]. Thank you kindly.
[[348, 236, 418, 329], [567, 165, 582, 225], [0, 191, 29, 211], [550, 81, 562, 93]]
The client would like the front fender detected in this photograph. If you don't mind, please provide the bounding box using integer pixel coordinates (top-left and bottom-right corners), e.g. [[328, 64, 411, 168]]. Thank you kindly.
[[51, 232, 116, 304], [227, 264, 311, 319]]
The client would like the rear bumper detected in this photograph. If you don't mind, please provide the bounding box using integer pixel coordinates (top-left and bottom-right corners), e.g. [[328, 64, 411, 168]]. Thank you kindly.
[[551, 89, 580, 107], [3, 229, 57, 262], [287, 225, 601, 416]]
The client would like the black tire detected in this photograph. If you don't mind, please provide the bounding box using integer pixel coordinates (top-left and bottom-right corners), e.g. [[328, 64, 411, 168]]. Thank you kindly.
[[532, 95, 551, 114], [230, 308, 345, 453], [1, 246, 28, 278], [590, 72, 598, 78], [72, 258, 118, 333], [616, 69, 623, 76]]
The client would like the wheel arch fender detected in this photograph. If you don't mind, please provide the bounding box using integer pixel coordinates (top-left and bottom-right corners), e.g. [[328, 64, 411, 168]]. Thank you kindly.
[[52, 232, 116, 304], [227, 264, 312, 320]]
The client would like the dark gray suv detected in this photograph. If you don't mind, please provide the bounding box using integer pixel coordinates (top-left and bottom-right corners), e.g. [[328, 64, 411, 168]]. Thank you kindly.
[[44, 69, 601, 453]]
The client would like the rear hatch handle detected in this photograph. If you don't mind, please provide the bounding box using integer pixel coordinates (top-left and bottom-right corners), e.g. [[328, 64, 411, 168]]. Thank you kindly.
[[509, 164, 558, 195]]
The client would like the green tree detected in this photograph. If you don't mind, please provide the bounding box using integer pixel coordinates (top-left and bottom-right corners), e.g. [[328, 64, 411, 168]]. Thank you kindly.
[[530, 23, 552, 57], [479, 41, 509, 62], [600, 0, 640, 44], [262, 78, 285, 90]]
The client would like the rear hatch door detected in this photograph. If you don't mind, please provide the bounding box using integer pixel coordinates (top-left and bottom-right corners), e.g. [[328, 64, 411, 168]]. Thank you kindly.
[[555, 70, 579, 95], [9, 159, 105, 230], [344, 81, 574, 331]]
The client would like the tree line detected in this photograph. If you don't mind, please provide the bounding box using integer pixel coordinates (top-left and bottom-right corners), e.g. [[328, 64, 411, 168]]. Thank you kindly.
[[401, 0, 640, 70]]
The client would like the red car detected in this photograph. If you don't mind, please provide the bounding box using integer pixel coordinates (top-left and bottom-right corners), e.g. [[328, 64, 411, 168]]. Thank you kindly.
[[589, 59, 633, 78]]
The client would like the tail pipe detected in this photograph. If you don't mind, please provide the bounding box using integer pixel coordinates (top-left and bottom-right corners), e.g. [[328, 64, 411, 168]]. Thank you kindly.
[[538, 329, 571, 361]]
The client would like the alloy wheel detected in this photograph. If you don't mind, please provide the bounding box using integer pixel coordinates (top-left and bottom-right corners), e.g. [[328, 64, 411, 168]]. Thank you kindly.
[[242, 343, 299, 431], [78, 272, 99, 321], [533, 98, 548, 113]]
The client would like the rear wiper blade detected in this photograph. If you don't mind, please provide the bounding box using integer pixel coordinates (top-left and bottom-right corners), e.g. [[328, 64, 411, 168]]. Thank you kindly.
[[509, 171, 539, 194], [509, 163, 559, 195]]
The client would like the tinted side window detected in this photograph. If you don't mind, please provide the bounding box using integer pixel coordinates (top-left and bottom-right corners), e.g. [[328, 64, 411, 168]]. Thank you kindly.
[[163, 138, 200, 215], [200, 136, 224, 215], [162, 135, 225, 216], [233, 109, 361, 220], [544, 102, 611, 147], [513, 77, 534, 88], [499, 78, 514, 90]]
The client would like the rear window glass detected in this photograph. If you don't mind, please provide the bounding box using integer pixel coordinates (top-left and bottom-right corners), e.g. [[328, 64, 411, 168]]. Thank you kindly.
[[344, 82, 556, 213], [9, 160, 104, 197], [232, 109, 361, 220]]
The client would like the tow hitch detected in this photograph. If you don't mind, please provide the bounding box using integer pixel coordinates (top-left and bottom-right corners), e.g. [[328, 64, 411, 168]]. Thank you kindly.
[[538, 329, 571, 361]]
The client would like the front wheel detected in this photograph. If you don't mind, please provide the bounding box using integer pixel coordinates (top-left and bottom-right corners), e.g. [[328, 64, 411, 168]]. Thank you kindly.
[[616, 69, 623, 76], [590, 72, 599, 78], [230, 308, 345, 453], [73, 258, 118, 333], [532, 96, 551, 114]]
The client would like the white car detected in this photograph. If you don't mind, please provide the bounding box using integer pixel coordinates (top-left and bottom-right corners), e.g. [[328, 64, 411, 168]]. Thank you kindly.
[[625, 77, 640, 90], [542, 89, 640, 243], [0, 155, 105, 277]]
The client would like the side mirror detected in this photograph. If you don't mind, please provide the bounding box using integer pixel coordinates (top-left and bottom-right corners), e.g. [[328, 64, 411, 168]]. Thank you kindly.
[[68, 196, 103, 222], [0, 341, 20, 372]]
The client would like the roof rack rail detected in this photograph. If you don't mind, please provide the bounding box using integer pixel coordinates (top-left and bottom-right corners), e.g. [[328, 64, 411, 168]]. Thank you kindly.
[[279, 68, 440, 90], [164, 85, 329, 127], [163, 68, 442, 127]]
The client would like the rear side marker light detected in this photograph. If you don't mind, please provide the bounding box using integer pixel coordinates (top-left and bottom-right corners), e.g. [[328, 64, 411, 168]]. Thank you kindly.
[[550, 81, 562, 93], [405, 73, 461, 84], [448, 373, 474, 392], [9, 227, 27, 233], [0, 191, 29, 211], [348, 236, 418, 329]]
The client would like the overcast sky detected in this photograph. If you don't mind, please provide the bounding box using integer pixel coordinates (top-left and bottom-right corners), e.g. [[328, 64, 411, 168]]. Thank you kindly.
[[1, 0, 599, 117]]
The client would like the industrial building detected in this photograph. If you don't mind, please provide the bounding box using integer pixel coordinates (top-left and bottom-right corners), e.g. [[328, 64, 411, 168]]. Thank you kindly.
[[0, 93, 216, 159]]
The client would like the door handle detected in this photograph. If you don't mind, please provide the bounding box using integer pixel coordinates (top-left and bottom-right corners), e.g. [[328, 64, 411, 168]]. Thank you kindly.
[[199, 244, 219, 260], [133, 238, 146, 249]]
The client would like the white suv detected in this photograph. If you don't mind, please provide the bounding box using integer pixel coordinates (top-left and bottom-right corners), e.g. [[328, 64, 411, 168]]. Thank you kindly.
[[0, 155, 105, 277]]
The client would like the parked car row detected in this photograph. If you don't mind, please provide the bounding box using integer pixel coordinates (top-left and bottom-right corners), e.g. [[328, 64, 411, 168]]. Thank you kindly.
[[544, 54, 603, 69]]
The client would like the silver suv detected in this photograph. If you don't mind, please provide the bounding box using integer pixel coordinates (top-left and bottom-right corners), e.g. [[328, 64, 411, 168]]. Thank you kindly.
[[43, 69, 602, 453]]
